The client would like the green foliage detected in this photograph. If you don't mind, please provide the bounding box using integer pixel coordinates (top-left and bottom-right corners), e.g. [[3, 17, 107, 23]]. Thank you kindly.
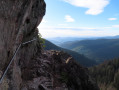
[[61, 72, 69, 83], [114, 70, 119, 90], [38, 33, 45, 48], [89, 58, 119, 90]]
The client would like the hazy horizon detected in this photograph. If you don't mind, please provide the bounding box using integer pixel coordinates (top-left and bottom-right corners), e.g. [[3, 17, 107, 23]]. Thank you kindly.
[[44, 35, 119, 39]]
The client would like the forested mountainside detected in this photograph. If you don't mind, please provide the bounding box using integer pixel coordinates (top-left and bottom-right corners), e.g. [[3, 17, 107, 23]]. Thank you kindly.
[[89, 58, 119, 90], [44, 40, 97, 67], [60, 39, 119, 63]]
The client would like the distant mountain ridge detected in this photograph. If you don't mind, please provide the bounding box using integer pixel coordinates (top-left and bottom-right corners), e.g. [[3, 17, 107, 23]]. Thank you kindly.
[[44, 39, 97, 67], [60, 39, 119, 63], [46, 35, 119, 45]]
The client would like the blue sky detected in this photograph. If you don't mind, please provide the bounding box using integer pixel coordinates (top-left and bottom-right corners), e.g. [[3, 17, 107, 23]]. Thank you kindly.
[[38, 0, 119, 38]]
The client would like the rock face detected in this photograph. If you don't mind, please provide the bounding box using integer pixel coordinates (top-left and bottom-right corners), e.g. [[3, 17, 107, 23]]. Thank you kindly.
[[0, 0, 46, 69], [19, 50, 99, 90], [0, 0, 99, 90], [0, 0, 46, 89]]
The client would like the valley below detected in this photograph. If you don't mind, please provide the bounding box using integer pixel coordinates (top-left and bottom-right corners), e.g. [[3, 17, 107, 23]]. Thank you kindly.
[[46, 37, 119, 90], [56, 38, 119, 64]]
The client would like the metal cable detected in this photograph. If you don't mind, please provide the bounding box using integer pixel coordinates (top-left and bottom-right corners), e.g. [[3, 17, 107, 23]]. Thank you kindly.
[[22, 38, 37, 45], [0, 38, 37, 84]]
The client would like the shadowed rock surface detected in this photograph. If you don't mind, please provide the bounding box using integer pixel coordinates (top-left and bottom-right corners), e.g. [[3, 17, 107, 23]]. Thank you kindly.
[[0, 0, 99, 90]]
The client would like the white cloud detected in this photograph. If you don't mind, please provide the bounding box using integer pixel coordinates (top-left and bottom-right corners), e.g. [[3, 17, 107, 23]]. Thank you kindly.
[[65, 15, 75, 22], [42, 19, 48, 23], [63, 0, 110, 15], [112, 25, 119, 28], [108, 18, 117, 21]]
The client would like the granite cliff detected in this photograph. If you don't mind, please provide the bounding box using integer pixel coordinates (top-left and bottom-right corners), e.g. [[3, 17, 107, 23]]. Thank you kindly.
[[0, 0, 99, 90]]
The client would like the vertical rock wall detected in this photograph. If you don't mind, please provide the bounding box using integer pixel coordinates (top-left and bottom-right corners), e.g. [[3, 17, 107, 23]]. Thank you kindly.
[[0, 0, 46, 69], [0, 0, 46, 89]]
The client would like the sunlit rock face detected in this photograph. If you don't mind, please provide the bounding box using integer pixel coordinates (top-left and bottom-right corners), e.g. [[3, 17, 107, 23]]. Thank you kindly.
[[0, 0, 46, 89], [0, 0, 46, 69], [0, 0, 99, 90]]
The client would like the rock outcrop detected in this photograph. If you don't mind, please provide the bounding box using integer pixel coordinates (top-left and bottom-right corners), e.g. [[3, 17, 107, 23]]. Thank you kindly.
[[19, 50, 99, 90], [0, 0, 46, 89], [0, 0, 99, 90]]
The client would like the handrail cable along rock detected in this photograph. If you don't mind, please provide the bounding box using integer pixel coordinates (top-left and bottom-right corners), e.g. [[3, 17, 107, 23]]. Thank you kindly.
[[0, 38, 37, 84]]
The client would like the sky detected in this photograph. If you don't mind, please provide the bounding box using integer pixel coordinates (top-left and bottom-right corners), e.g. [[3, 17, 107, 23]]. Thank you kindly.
[[38, 0, 119, 38]]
